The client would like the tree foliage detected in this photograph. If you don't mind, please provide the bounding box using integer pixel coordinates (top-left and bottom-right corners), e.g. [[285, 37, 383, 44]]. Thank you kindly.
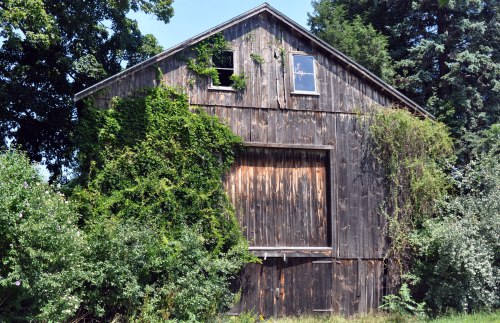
[[72, 86, 252, 321], [309, 0, 500, 137], [0, 0, 173, 180], [308, 2, 395, 82]]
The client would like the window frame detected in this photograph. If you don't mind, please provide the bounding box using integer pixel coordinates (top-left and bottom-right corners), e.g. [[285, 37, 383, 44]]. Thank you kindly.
[[290, 52, 319, 96], [209, 49, 236, 91]]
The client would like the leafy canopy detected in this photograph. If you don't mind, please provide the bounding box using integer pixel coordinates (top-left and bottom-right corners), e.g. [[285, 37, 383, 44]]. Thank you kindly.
[[0, 0, 173, 180], [309, 0, 500, 137], [308, 2, 395, 82]]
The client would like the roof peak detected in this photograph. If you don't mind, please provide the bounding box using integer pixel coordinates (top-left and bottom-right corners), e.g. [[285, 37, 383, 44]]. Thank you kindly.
[[74, 2, 429, 117]]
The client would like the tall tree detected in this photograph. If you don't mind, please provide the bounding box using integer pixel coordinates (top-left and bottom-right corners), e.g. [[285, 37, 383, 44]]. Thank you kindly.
[[0, 0, 172, 180], [309, 0, 500, 137], [308, 2, 395, 82]]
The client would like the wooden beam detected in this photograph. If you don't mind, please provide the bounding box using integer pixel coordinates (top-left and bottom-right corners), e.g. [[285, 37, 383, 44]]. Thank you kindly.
[[244, 142, 334, 150], [249, 247, 333, 258], [249, 246, 333, 250]]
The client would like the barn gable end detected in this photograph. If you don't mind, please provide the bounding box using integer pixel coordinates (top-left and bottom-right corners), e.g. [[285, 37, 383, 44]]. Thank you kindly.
[[76, 3, 430, 318]]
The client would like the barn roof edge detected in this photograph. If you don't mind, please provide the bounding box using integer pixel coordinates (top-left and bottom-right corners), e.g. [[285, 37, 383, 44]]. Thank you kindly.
[[74, 3, 432, 118]]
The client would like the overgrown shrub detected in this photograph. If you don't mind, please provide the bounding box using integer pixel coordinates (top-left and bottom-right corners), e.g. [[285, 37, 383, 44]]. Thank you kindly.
[[380, 282, 426, 318], [0, 150, 86, 321], [73, 86, 252, 320], [82, 217, 163, 318], [414, 124, 500, 313], [366, 108, 453, 288]]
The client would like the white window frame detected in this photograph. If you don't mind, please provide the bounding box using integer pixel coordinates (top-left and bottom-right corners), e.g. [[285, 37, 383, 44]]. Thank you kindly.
[[209, 49, 236, 91], [291, 53, 319, 95]]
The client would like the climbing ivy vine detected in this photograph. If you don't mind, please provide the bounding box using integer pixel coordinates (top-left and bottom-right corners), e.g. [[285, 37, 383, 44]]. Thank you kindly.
[[229, 72, 247, 91], [185, 33, 247, 91], [366, 108, 453, 288], [73, 86, 253, 320], [186, 33, 229, 86]]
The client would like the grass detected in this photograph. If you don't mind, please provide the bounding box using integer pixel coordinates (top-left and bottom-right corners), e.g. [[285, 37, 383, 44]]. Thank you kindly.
[[272, 311, 500, 323], [429, 311, 500, 323], [223, 310, 500, 323]]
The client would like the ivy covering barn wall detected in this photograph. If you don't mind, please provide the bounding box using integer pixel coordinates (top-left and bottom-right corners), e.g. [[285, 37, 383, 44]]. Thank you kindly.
[[362, 107, 453, 312], [71, 86, 253, 321]]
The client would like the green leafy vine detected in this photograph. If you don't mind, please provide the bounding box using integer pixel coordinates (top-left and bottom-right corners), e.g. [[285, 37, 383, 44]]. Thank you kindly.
[[229, 72, 247, 91], [185, 33, 229, 86], [366, 107, 453, 287], [250, 53, 265, 65]]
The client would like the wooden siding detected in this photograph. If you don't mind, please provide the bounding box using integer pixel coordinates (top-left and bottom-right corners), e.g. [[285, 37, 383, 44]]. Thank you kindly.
[[226, 148, 328, 247], [89, 12, 394, 113], [211, 108, 386, 259], [230, 258, 383, 317]]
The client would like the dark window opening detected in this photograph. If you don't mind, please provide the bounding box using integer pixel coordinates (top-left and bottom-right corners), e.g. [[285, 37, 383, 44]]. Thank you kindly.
[[212, 51, 234, 87]]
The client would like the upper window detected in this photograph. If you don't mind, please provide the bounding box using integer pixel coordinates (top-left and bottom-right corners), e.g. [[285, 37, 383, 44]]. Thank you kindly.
[[212, 50, 234, 87], [292, 54, 317, 93]]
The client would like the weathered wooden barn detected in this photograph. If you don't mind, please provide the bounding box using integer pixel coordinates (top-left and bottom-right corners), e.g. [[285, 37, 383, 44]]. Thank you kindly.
[[75, 3, 429, 318]]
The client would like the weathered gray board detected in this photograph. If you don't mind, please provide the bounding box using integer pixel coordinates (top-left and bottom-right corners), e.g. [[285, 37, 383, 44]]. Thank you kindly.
[[226, 148, 329, 248]]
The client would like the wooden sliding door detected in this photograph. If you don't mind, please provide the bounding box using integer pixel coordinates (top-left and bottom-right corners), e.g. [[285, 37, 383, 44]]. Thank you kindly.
[[225, 148, 329, 247]]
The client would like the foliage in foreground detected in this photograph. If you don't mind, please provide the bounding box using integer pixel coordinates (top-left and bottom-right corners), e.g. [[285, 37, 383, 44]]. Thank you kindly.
[[0, 150, 85, 321], [368, 110, 499, 314], [413, 123, 500, 313], [73, 86, 252, 321], [366, 107, 453, 289], [0, 86, 253, 321], [268, 310, 500, 323]]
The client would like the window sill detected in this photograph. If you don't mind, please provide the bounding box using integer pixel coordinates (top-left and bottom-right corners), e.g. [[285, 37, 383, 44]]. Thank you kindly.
[[249, 246, 333, 258], [290, 91, 320, 96], [208, 86, 236, 92]]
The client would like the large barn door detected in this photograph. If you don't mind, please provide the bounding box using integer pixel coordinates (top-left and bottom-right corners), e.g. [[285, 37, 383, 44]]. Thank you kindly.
[[226, 147, 332, 317], [226, 148, 329, 247]]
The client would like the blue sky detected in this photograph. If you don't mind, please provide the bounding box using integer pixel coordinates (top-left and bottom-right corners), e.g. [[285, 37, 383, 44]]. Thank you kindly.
[[129, 1, 314, 49]]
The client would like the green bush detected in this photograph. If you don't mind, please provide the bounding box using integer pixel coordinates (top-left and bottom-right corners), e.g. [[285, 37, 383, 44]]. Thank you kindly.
[[414, 124, 500, 313], [82, 217, 163, 319], [380, 283, 426, 318], [0, 150, 86, 321]]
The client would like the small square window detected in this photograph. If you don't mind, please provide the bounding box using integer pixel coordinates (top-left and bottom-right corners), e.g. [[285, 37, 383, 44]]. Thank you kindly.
[[292, 54, 317, 93], [212, 51, 234, 87]]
